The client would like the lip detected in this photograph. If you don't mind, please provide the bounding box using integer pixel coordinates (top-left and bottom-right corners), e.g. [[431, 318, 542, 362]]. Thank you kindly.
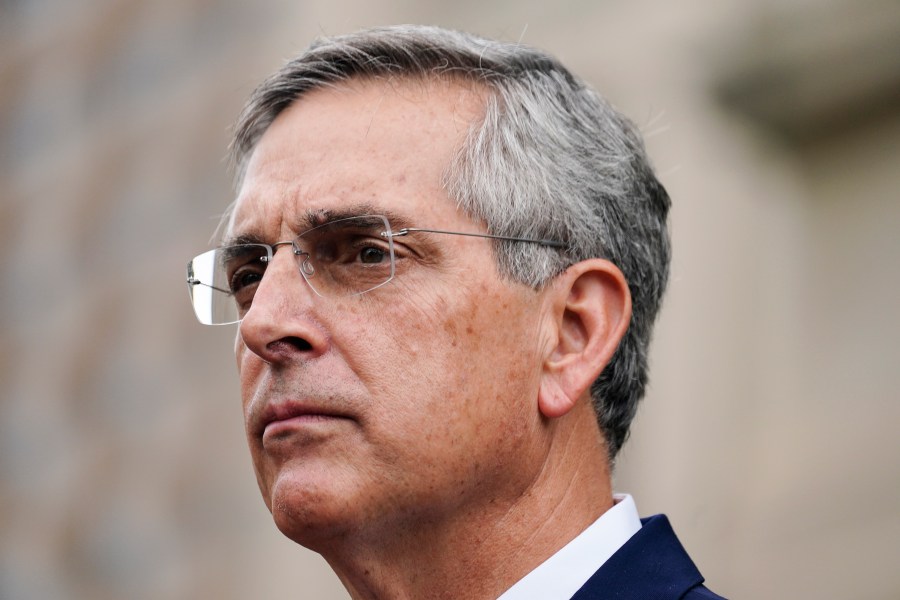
[[255, 400, 352, 440]]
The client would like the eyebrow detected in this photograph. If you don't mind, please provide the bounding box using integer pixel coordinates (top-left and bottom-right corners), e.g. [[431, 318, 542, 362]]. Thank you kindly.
[[220, 202, 419, 247], [298, 204, 416, 231], [220, 232, 266, 247]]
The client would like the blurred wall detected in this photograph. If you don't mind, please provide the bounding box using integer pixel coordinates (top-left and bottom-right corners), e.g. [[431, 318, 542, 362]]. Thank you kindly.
[[1, 0, 898, 598]]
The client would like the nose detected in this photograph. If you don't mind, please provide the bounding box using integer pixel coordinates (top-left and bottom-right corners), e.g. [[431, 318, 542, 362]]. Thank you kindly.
[[237, 245, 328, 364]]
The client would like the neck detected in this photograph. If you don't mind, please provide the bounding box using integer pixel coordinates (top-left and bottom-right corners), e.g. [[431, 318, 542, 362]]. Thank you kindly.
[[319, 404, 614, 600]]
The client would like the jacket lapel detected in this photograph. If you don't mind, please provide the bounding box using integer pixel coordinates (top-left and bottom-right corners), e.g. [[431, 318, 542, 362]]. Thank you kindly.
[[570, 515, 706, 599]]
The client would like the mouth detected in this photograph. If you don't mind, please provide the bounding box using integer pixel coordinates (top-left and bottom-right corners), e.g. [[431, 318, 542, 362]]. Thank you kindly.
[[255, 401, 353, 441]]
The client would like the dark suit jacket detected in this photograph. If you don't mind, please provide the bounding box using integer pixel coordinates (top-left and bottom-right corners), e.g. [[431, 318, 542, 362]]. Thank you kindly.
[[570, 515, 726, 599]]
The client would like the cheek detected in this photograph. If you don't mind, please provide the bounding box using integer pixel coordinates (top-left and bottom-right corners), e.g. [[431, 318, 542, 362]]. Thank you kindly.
[[373, 282, 545, 496], [235, 342, 262, 407], [372, 279, 542, 421]]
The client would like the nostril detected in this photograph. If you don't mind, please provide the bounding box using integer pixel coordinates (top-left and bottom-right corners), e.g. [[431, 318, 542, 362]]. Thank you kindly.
[[265, 336, 314, 355], [282, 336, 313, 352]]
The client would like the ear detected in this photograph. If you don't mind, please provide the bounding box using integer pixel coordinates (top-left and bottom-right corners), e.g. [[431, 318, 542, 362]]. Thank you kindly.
[[538, 259, 632, 419]]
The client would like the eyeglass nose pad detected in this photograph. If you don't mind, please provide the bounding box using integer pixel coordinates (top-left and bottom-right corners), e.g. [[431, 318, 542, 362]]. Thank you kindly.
[[293, 249, 315, 277]]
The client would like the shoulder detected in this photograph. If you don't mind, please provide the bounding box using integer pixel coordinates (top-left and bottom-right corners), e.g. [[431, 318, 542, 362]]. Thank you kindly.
[[682, 583, 728, 599], [571, 514, 728, 600]]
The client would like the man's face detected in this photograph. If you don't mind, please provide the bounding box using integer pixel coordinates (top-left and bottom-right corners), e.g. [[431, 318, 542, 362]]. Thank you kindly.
[[230, 79, 553, 547]]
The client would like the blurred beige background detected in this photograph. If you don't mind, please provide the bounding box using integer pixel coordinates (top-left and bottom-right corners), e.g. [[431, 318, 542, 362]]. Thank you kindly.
[[1, 0, 898, 598]]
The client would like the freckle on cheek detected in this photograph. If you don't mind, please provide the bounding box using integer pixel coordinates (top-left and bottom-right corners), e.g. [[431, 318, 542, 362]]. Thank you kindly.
[[442, 317, 461, 349]]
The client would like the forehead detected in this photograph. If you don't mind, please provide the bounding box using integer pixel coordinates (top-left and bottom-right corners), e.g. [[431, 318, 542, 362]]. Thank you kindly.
[[228, 77, 487, 240]]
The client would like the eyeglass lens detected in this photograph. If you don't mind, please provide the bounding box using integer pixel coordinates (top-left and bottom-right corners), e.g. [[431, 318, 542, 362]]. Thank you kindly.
[[187, 215, 395, 325]]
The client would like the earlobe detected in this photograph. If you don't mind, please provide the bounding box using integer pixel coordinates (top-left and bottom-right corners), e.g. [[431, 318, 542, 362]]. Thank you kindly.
[[538, 376, 578, 419], [538, 260, 632, 419]]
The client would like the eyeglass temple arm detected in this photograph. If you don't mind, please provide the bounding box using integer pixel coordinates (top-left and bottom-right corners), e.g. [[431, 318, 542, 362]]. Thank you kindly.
[[386, 228, 565, 249], [187, 277, 232, 295]]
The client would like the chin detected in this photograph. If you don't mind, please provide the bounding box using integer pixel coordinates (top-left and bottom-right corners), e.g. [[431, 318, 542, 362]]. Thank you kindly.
[[266, 471, 360, 549]]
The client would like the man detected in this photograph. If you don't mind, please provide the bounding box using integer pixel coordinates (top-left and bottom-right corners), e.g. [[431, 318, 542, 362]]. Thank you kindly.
[[187, 25, 724, 599]]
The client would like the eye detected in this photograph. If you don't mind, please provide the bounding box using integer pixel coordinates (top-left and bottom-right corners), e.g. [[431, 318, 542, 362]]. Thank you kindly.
[[229, 266, 264, 294], [220, 246, 268, 293], [359, 246, 387, 264]]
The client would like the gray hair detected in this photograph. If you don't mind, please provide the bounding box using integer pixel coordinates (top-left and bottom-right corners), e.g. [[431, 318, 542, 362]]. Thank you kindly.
[[230, 25, 670, 461]]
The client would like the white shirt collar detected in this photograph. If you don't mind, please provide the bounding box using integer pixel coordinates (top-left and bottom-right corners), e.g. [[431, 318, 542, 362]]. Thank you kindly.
[[497, 494, 642, 600]]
